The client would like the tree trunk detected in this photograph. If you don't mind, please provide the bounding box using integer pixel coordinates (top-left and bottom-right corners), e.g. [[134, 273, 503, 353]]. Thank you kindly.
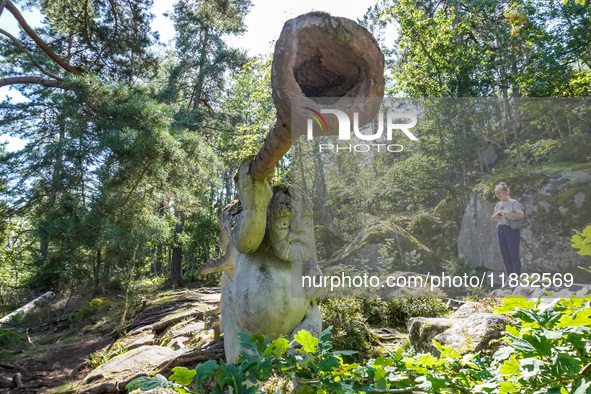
[[94, 248, 101, 291], [152, 201, 165, 276], [189, 30, 209, 109], [170, 211, 185, 286], [40, 119, 65, 260], [225, 170, 234, 204], [101, 248, 111, 292], [312, 138, 329, 223], [170, 247, 183, 285]]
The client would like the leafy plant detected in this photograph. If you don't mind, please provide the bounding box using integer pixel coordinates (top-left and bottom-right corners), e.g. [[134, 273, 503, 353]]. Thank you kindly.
[[87, 342, 128, 369], [572, 225, 591, 257], [445, 255, 476, 278], [127, 295, 591, 394], [0, 328, 23, 348]]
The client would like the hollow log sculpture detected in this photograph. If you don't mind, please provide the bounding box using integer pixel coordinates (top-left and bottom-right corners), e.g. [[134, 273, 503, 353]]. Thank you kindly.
[[249, 11, 385, 180], [211, 12, 385, 363]]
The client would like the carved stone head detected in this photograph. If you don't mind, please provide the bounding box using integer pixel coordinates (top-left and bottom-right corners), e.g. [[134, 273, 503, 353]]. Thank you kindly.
[[267, 185, 315, 261]]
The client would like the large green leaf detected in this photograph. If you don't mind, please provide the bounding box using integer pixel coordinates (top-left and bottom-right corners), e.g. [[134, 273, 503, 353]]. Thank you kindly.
[[294, 330, 319, 354], [169, 367, 197, 386], [552, 354, 581, 376], [264, 337, 290, 358], [125, 374, 169, 391], [195, 360, 218, 390], [500, 355, 520, 376]]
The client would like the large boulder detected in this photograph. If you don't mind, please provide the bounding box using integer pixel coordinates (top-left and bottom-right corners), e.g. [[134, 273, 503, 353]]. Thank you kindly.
[[433, 313, 513, 355], [458, 164, 591, 272], [409, 313, 513, 356], [407, 317, 457, 353]]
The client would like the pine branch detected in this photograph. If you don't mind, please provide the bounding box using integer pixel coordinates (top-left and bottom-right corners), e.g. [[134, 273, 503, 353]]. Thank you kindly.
[[0, 27, 64, 81], [4, 0, 81, 75], [0, 76, 67, 89]]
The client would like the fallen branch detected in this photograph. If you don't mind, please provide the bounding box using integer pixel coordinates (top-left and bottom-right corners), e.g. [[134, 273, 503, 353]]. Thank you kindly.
[[0, 291, 55, 325], [13, 372, 23, 388]]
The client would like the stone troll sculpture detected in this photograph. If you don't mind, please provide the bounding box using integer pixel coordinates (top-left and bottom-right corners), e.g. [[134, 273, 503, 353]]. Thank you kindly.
[[202, 11, 385, 363]]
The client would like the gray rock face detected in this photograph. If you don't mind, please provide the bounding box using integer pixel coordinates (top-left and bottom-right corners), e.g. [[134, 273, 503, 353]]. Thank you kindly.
[[458, 166, 591, 272], [452, 301, 496, 318], [407, 317, 457, 353], [458, 194, 503, 271], [433, 313, 513, 355]]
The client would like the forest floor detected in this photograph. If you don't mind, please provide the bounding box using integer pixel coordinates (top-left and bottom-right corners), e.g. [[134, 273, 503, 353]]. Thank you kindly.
[[1, 333, 112, 393], [0, 282, 214, 393]]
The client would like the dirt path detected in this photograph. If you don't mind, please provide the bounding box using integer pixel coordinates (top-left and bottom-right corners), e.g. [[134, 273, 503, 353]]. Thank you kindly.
[[0, 335, 111, 393]]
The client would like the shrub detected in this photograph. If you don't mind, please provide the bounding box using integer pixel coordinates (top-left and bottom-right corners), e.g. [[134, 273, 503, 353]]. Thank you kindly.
[[0, 328, 22, 348], [445, 255, 476, 277], [318, 298, 370, 359]]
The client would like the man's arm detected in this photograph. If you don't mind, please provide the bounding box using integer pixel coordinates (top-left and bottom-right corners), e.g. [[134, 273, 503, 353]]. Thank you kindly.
[[223, 160, 273, 254]]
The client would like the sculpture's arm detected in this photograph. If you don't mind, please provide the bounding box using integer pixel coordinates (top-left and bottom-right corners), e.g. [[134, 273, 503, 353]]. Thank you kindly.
[[223, 160, 273, 254]]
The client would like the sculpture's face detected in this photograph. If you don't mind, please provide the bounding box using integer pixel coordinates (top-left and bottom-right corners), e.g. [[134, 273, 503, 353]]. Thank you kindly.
[[269, 195, 315, 262]]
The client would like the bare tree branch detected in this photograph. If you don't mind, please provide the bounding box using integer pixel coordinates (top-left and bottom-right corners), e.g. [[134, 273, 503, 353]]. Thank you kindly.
[[0, 76, 67, 89], [0, 27, 64, 81], [4, 0, 81, 75]]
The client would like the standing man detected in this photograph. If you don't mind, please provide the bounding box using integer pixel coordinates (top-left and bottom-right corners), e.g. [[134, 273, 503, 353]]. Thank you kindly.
[[492, 182, 525, 286]]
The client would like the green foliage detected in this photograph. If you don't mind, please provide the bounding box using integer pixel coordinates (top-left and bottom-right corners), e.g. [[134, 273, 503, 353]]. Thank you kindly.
[[445, 255, 476, 278], [223, 56, 274, 163], [0, 328, 23, 348], [380, 289, 448, 327], [490, 296, 591, 393], [378, 153, 449, 210], [0, 217, 35, 309], [71, 298, 116, 325], [318, 299, 371, 359], [572, 226, 591, 257], [380, 0, 591, 98], [128, 296, 591, 394], [506, 139, 561, 167], [550, 133, 591, 164], [378, 248, 432, 274], [86, 342, 128, 369], [319, 294, 448, 358]]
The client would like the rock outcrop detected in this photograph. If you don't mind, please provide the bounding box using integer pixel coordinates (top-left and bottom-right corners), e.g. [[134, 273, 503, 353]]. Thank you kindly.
[[75, 289, 223, 393], [324, 219, 444, 274]]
